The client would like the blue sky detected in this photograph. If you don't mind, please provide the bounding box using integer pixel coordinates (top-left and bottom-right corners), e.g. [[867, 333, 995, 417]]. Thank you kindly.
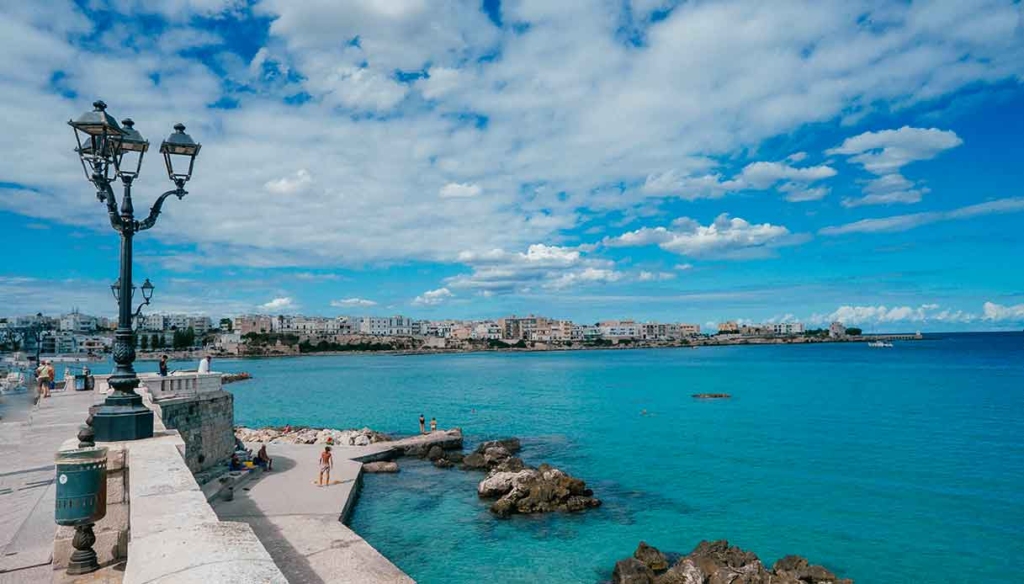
[[2, 0, 1024, 331]]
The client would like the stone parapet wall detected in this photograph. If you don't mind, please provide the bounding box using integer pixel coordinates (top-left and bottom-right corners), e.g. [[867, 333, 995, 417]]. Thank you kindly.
[[146, 389, 235, 473]]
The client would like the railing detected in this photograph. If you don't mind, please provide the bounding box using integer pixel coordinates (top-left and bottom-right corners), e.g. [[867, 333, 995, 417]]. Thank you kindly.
[[91, 371, 223, 401]]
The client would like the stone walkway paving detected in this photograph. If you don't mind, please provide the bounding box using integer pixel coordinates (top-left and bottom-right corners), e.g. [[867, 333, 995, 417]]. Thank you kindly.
[[0, 390, 99, 584], [212, 442, 413, 584]]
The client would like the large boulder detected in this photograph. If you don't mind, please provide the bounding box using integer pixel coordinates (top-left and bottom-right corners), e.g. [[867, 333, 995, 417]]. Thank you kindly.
[[613, 558, 654, 584], [492, 456, 525, 472], [475, 438, 521, 455], [482, 446, 512, 465], [427, 445, 445, 461], [460, 452, 489, 470], [477, 470, 538, 498], [634, 542, 669, 572]]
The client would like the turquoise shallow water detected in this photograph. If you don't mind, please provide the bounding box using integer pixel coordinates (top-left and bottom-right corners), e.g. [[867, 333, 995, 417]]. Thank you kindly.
[[153, 333, 1024, 583]]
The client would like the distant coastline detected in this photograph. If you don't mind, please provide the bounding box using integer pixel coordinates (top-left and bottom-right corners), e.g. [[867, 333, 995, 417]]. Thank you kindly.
[[134, 332, 926, 361]]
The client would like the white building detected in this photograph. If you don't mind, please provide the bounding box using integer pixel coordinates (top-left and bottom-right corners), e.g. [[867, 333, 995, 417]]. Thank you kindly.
[[352, 316, 413, 337], [145, 314, 212, 334], [598, 320, 640, 340], [59, 311, 98, 334], [471, 322, 501, 340], [771, 322, 805, 335], [829, 321, 847, 338]]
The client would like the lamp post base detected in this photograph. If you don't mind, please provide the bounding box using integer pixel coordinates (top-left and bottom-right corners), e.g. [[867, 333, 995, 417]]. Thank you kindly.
[[67, 525, 99, 575], [91, 392, 153, 442]]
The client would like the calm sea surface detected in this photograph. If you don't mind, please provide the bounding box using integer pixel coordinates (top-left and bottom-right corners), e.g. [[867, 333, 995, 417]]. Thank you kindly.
[[151, 333, 1024, 584]]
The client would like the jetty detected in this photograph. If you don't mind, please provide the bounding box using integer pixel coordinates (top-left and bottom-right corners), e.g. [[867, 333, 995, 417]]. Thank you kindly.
[[212, 442, 413, 584]]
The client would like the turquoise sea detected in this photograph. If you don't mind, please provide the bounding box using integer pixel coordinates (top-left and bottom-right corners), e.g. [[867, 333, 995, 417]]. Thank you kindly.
[[153, 333, 1024, 584]]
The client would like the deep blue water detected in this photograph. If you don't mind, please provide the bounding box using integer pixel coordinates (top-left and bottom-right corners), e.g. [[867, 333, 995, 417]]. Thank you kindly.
[[149, 333, 1024, 584]]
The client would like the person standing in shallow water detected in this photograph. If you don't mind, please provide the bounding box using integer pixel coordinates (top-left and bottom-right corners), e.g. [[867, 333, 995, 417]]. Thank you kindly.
[[419, 414, 426, 434], [317, 446, 333, 486], [430, 417, 437, 432]]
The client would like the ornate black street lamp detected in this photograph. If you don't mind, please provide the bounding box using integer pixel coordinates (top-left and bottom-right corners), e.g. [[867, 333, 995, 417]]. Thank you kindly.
[[69, 100, 201, 441]]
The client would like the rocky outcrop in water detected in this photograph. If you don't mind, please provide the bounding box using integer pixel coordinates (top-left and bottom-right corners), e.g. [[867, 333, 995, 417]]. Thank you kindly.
[[221, 372, 252, 384], [235, 426, 390, 445], [478, 463, 601, 518], [398, 433, 601, 519], [612, 540, 852, 584], [457, 437, 523, 471]]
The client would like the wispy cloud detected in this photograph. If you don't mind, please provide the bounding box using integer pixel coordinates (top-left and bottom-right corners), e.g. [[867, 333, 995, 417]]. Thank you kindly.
[[828, 126, 962, 207], [820, 198, 1024, 235], [330, 298, 377, 308]]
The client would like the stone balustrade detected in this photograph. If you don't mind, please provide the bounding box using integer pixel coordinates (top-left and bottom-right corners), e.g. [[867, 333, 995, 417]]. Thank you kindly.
[[91, 372, 223, 401]]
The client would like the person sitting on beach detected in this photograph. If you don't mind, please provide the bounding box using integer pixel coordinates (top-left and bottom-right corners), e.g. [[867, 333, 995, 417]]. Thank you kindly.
[[256, 444, 273, 471], [229, 453, 242, 471], [419, 414, 426, 434], [318, 446, 333, 486], [430, 417, 437, 432]]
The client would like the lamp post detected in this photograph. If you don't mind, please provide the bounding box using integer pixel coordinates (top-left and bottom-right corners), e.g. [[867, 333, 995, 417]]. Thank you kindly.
[[68, 100, 201, 441]]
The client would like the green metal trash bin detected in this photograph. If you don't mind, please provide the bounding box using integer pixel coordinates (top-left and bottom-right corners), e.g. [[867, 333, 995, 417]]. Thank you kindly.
[[55, 446, 108, 574], [55, 446, 108, 526]]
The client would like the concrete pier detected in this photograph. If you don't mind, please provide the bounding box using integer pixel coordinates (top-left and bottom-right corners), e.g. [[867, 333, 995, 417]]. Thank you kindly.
[[212, 443, 413, 584]]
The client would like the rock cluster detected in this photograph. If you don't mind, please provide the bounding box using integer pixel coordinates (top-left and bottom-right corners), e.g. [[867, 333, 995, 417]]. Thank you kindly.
[[234, 426, 390, 446], [398, 433, 601, 519], [458, 438, 523, 471], [478, 463, 601, 518], [612, 540, 852, 584], [221, 372, 252, 384]]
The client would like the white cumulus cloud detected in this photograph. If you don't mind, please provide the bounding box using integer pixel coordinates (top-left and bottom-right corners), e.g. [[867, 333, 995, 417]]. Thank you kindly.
[[413, 287, 453, 306], [607, 214, 803, 260], [260, 297, 296, 311], [983, 301, 1024, 321]]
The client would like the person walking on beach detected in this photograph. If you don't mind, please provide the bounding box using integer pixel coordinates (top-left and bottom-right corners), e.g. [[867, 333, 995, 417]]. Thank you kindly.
[[317, 445, 333, 486], [159, 355, 169, 377], [430, 417, 437, 432], [419, 414, 426, 434], [198, 355, 211, 374]]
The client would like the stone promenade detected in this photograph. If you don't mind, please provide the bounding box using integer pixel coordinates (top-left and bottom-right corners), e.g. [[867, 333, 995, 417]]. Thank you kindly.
[[0, 390, 99, 584]]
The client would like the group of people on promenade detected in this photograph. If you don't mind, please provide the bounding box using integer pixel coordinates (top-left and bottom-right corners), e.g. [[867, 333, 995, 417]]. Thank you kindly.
[[419, 413, 438, 434]]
